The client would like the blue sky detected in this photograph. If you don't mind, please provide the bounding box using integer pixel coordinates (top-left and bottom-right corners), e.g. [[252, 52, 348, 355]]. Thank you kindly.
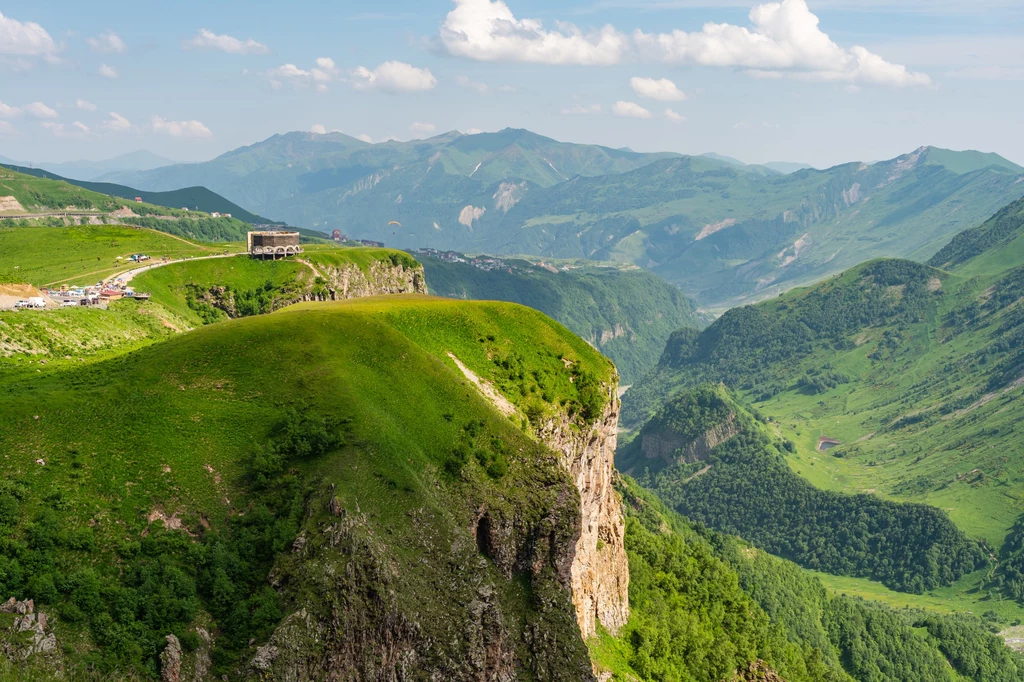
[[1, 0, 1023, 168]]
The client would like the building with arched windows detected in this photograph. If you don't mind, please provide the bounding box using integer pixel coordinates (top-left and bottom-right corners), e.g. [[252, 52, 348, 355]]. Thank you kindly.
[[247, 231, 303, 259]]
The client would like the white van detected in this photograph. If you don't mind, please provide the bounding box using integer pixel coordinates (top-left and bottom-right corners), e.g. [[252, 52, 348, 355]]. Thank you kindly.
[[27, 297, 47, 309]]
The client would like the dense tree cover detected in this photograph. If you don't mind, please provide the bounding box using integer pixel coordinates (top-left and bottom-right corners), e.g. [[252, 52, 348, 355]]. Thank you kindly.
[[616, 479, 1023, 682], [636, 386, 986, 593], [128, 216, 252, 242], [928, 197, 1024, 269], [624, 259, 940, 425], [422, 255, 707, 383], [992, 516, 1024, 602], [0, 411, 343, 676], [618, 481, 851, 682]]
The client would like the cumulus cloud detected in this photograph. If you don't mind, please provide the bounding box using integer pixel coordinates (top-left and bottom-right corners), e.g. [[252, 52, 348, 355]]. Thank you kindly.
[[560, 103, 602, 115], [102, 112, 132, 131], [357, 133, 372, 143], [633, 0, 931, 86], [311, 123, 327, 134], [0, 101, 20, 118], [631, 76, 686, 101], [185, 29, 269, 55], [99, 63, 118, 79], [0, 11, 59, 61], [0, 121, 15, 135], [42, 120, 90, 138], [465, 127, 483, 135], [351, 61, 437, 92], [664, 108, 686, 123], [410, 121, 437, 135], [268, 57, 338, 91], [87, 31, 125, 54], [612, 101, 651, 118], [441, 0, 930, 87], [25, 101, 57, 119], [76, 98, 96, 111], [151, 115, 212, 138], [441, 0, 626, 65]]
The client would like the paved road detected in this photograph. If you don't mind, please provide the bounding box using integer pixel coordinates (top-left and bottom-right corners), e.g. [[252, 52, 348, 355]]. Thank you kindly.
[[105, 252, 242, 285], [0, 211, 112, 220]]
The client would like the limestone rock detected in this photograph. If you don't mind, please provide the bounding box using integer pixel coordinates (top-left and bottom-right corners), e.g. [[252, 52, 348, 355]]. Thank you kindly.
[[161, 634, 182, 682]]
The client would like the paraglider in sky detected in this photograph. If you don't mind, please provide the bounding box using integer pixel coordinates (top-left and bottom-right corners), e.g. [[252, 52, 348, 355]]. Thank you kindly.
[[387, 220, 402, 227]]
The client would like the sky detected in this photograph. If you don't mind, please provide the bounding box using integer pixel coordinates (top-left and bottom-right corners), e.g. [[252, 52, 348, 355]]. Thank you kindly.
[[1, 0, 1023, 168]]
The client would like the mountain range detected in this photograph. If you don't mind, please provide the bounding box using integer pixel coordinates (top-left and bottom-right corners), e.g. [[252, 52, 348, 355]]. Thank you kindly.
[[1, 150, 176, 182], [101, 130, 1024, 308]]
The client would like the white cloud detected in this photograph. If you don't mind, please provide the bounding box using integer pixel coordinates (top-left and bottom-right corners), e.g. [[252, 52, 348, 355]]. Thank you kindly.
[[269, 58, 339, 90], [0, 101, 19, 118], [631, 76, 686, 101], [357, 133, 373, 143], [269, 63, 309, 80], [42, 121, 90, 138], [25, 101, 57, 119], [441, 0, 627, 65], [311, 57, 339, 82], [151, 115, 212, 138], [311, 123, 327, 134], [87, 31, 125, 54], [612, 101, 652, 118], [441, 0, 929, 87], [664, 108, 686, 123], [102, 111, 132, 131], [560, 103, 602, 115], [465, 127, 483, 135], [351, 61, 437, 92], [0, 121, 15, 135], [410, 121, 437, 135], [99, 63, 118, 79], [185, 29, 269, 55], [0, 11, 58, 60], [633, 0, 931, 86], [76, 98, 96, 111]]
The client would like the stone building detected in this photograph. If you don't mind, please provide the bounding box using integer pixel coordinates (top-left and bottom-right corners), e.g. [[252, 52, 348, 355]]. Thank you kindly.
[[248, 231, 303, 259]]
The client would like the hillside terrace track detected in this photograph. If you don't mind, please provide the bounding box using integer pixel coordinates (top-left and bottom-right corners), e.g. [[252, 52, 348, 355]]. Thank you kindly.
[[103, 252, 242, 285]]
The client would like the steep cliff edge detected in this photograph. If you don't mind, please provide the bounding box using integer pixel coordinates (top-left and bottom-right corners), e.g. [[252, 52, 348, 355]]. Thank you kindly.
[[534, 383, 630, 639], [301, 255, 426, 299]]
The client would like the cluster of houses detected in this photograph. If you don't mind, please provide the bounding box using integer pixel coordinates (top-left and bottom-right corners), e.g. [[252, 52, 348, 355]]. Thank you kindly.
[[415, 248, 513, 273]]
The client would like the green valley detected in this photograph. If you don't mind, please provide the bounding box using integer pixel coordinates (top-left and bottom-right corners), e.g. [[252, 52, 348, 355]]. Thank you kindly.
[[421, 251, 710, 383]]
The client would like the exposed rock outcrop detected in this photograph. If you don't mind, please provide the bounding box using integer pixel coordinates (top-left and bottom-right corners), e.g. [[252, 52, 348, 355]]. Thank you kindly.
[[0, 598, 59, 667], [313, 259, 426, 299], [248, 471, 594, 680], [534, 383, 630, 639], [641, 413, 738, 466]]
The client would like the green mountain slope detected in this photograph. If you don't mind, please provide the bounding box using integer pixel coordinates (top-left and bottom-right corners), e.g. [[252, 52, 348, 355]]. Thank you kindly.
[[0, 297, 614, 678], [620, 384, 986, 593], [103, 136, 1024, 307], [622, 199, 1024, 622], [2, 164, 276, 224], [0, 167, 261, 243], [421, 253, 711, 383]]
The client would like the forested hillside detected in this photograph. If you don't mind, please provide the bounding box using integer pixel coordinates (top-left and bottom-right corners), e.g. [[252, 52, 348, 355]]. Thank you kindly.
[[422, 253, 709, 382], [622, 196, 1024, 631]]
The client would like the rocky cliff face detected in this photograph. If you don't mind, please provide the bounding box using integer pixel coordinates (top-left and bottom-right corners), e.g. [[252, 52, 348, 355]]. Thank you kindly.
[[309, 259, 426, 299], [641, 413, 738, 466], [535, 384, 630, 639]]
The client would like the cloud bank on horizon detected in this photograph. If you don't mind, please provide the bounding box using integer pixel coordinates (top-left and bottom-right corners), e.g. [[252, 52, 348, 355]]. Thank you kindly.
[[440, 0, 931, 87]]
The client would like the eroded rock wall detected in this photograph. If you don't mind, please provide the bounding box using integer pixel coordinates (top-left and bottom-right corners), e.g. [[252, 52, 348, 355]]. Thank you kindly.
[[314, 260, 426, 299], [535, 383, 630, 639]]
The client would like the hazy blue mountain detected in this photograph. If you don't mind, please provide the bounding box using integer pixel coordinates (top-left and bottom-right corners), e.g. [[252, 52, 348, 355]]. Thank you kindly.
[[763, 161, 815, 174], [103, 133, 1024, 307], [33, 150, 176, 181]]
